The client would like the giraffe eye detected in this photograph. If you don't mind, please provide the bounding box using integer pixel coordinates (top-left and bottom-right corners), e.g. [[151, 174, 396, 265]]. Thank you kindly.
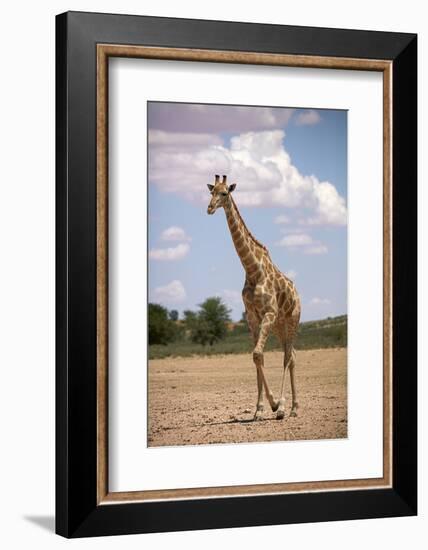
[[221, 192, 228, 197]]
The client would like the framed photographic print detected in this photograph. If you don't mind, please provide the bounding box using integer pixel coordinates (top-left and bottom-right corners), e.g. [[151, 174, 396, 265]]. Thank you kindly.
[[56, 11, 417, 538]]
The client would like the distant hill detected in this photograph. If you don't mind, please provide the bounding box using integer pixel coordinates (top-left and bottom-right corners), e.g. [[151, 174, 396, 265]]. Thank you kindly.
[[295, 315, 347, 350]]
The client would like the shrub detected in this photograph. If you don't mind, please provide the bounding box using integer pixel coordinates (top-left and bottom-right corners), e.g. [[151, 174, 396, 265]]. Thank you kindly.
[[148, 303, 178, 345]]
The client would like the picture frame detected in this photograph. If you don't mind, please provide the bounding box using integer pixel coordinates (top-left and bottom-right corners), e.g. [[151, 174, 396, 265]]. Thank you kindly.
[[56, 11, 417, 538]]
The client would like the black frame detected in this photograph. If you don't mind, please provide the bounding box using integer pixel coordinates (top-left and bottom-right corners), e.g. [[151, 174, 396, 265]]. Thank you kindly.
[[56, 11, 417, 538]]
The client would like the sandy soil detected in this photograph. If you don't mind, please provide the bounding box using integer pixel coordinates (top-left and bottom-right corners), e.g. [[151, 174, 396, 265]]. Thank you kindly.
[[148, 348, 347, 447]]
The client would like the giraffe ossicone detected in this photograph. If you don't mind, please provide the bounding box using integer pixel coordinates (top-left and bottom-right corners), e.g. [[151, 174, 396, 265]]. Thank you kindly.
[[207, 174, 301, 420]]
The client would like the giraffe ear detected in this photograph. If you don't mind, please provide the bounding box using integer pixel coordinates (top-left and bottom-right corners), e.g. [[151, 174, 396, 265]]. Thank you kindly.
[[228, 183, 236, 193], [207, 184, 214, 192]]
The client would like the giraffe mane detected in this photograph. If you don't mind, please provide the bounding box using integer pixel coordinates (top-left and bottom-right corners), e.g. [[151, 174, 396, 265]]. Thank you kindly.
[[229, 194, 269, 254]]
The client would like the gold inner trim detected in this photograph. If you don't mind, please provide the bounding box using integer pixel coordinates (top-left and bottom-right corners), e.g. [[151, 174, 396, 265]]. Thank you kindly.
[[96, 44, 393, 505]]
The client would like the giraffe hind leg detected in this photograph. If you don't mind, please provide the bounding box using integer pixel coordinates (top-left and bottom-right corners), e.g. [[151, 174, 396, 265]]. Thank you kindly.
[[275, 312, 300, 419], [288, 306, 300, 418], [275, 346, 294, 420], [289, 354, 298, 417]]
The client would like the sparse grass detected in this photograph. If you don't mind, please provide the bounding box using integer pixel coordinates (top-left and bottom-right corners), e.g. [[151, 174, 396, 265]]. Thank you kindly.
[[149, 315, 347, 359]]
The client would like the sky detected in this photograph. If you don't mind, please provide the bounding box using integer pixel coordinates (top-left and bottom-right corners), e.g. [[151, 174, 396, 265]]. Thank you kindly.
[[147, 102, 347, 322]]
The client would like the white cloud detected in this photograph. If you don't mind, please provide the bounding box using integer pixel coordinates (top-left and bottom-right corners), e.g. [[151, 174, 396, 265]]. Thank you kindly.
[[310, 297, 331, 305], [285, 269, 297, 279], [149, 243, 190, 261], [295, 110, 322, 126], [304, 244, 328, 255], [149, 129, 347, 226], [153, 280, 186, 303], [276, 233, 313, 247], [280, 227, 307, 234], [299, 181, 349, 225], [160, 226, 191, 242], [276, 232, 328, 254], [274, 214, 291, 224]]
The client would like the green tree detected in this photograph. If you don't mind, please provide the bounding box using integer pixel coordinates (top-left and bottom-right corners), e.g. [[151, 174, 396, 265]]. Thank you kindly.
[[169, 309, 179, 322], [183, 309, 197, 328], [190, 297, 231, 347], [148, 303, 177, 345]]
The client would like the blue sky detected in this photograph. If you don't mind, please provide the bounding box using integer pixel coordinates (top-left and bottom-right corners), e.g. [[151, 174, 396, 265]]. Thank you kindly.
[[148, 102, 347, 322]]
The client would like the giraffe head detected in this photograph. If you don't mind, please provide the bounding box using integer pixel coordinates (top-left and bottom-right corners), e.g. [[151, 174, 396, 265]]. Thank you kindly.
[[207, 175, 236, 215]]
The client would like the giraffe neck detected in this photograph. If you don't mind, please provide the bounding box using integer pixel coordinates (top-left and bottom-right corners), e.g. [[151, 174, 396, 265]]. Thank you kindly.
[[223, 196, 264, 277]]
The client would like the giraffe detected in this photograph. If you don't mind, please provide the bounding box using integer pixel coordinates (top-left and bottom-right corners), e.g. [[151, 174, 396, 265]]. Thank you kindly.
[[207, 174, 301, 420]]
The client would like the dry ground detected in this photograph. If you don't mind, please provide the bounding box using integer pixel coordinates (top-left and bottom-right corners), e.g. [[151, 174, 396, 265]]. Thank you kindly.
[[148, 348, 347, 447]]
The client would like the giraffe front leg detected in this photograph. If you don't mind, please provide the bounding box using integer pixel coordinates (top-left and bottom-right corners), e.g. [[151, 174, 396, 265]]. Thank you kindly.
[[245, 309, 264, 421], [254, 368, 264, 421], [253, 311, 278, 413]]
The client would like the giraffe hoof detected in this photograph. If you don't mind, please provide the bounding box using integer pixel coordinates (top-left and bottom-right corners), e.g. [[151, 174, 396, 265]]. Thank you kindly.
[[254, 409, 264, 421], [276, 409, 286, 420], [290, 403, 299, 417], [273, 398, 285, 414]]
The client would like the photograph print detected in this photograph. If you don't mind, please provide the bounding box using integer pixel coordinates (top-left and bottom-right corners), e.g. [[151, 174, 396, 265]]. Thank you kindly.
[[147, 101, 347, 447]]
